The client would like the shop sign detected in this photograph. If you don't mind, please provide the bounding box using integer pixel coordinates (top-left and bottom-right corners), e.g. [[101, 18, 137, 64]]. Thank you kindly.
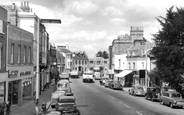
[[8, 70, 18, 78], [20, 71, 31, 76]]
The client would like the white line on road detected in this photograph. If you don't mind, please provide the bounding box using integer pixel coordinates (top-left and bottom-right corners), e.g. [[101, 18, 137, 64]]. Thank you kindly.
[[136, 111, 143, 115], [108, 95, 115, 99], [119, 101, 130, 108]]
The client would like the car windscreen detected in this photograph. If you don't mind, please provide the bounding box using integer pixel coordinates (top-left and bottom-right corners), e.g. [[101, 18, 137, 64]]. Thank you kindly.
[[58, 99, 75, 103], [171, 93, 181, 98]]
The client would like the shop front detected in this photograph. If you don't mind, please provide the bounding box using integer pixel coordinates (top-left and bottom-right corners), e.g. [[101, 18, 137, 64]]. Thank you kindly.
[[6, 66, 34, 105]]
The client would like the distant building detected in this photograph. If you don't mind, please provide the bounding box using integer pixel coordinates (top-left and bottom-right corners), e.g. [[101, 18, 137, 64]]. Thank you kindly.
[[88, 57, 109, 71], [57, 46, 72, 72], [72, 52, 88, 73]]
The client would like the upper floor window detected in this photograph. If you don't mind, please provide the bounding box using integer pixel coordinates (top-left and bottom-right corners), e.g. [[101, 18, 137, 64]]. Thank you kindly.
[[142, 62, 144, 68], [119, 59, 121, 69], [104, 61, 107, 64], [28, 47, 31, 63], [10, 43, 14, 63], [75, 60, 77, 65], [133, 62, 135, 70], [129, 62, 131, 69], [0, 42, 2, 69], [90, 61, 93, 64], [82, 60, 84, 65], [0, 20, 3, 33], [17, 45, 21, 63], [23, 46, 26, 63]]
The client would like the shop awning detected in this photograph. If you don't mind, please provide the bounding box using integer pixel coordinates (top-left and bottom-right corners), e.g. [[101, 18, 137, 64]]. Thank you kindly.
[[115, 70, 133, 78]]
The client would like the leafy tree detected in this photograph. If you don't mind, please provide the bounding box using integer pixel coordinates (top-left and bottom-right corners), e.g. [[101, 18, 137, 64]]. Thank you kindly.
[[96, 51, 109, 59], [151, 6, 184, 94]]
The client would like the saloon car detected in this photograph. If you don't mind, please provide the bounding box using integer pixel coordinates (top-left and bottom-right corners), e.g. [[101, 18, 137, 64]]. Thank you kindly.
[[160, 91, 184, 108], [55, 96, 80, 115], [59, 72, 70, 81], [129, 85, 144, 96], [57, 80, 73, 96], [109, 80, 123, 90], [70, 70, 79, 78], [145, 87, 160, 101], [82, 71, 94, 83]]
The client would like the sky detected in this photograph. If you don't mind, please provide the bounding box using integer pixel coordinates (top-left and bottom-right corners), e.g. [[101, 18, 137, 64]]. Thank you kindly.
[[0, 0, 184, 58]]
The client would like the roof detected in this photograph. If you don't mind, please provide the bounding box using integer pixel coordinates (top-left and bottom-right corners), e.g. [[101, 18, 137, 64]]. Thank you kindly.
[[58, 96, 75, 100], [58, 48, 72, 54]]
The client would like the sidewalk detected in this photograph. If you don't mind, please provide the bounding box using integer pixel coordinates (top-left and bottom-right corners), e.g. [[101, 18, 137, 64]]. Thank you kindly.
[[10, 84, 55, 115]]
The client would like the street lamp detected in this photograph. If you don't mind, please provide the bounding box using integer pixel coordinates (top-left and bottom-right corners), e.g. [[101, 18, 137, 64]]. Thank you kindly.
[[35, 17, 61, 114]]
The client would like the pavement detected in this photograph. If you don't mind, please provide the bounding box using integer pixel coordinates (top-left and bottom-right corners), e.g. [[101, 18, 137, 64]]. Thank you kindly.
[[10, 83, 55, 115]]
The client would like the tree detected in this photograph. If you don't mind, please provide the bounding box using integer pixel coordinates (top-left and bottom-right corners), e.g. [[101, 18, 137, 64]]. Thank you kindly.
[[151, 6, 184, 94], [96, 51, 109, 59]]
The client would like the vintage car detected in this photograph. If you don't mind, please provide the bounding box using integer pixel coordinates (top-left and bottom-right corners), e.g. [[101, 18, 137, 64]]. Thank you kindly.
[[55, 96, 80, 115], [145, 87, 160, 101], [82, 71, 94, 83], [160, 91, 184, 108], [109, 80, 123, 90], [59, 72, 70, 81], [70, 70, 79, 78], [129, 85, 144, 96], [99, 77, 108, 85], [104, 79, 112, 87], [57, 80, 73, 96]]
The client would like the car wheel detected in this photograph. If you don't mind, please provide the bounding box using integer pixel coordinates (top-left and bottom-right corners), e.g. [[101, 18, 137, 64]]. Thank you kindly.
[[151, 98, 154, 102], [145, 95, 148, 100], [160, 100, 164, 105], [170, 103, 174, 108]]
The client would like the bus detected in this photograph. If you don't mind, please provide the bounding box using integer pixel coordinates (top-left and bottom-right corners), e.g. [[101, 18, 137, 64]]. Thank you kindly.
[[93, 66, 101, 80]]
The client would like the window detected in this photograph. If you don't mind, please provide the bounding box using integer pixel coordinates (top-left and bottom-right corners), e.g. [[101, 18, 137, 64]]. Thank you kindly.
[[104, 61, 107, 64], [90, 61, 93, 64], [17, 45, 21, 63], [10, 43, 14, 63], [0, 42, 2, 69], [23, 46, 26, 63], [0, 20, 3, 33], [142, 62, 144, 68], [82, 60, 84, 65], [119, 59, 121, 69], [28, 47, 31, 63], [133, 62, 135, 69], [129, 62, 131, 69], [79, 60, 81, 65]]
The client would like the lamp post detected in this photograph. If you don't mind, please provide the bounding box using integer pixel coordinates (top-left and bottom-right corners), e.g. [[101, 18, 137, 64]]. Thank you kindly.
[[145, 40, 148, 90], [35, 18, 61, 115]]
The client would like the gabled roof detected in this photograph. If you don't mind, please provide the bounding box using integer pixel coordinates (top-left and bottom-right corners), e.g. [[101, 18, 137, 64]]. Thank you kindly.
[[58, 48, 72, 54]]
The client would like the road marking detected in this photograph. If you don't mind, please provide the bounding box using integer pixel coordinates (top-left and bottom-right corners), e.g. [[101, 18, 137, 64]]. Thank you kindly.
[[136, 111, 143, 115], [119, 101, 130, 108], [108, 95, 115, 99]]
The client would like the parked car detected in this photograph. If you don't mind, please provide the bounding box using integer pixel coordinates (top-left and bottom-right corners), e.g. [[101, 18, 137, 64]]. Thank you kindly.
[[82, 71, 94, 83], [129, 85, 144, 96], [145, 87, 160, 101], [99, 77, 108, 85], [160, 91, 184, 108], [104, 79, 112, 87], [57, 80, 73, 96], [59, 72, 70, 81], [70, 70, 79, 78], [109, 80, 123, 90], [55, 96, 80, 115]]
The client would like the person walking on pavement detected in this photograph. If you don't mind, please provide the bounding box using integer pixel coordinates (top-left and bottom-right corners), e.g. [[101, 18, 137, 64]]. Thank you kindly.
[[6, 101, 10, 115]]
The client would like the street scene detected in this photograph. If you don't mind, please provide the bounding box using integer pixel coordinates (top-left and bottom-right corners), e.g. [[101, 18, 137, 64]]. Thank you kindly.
[[0, 0, 184, 115]]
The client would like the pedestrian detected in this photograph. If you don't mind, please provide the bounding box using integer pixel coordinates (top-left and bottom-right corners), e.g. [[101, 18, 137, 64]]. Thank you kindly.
[[6, 101, 10, 115]]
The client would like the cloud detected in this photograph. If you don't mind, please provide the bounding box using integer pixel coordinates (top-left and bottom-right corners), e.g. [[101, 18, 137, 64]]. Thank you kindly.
[[104, 6, 123, 16]]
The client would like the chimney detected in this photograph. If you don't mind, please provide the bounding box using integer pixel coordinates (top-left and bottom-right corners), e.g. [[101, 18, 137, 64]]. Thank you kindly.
[[12, 3, 15, 10]]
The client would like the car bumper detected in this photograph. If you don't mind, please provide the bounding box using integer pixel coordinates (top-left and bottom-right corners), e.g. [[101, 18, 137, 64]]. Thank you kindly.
[[173, 103, 184, 107]]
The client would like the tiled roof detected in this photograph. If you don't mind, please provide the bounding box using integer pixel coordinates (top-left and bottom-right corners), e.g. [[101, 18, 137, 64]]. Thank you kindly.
[[127, 41, 154, 57], [58, 48, 72, 54]]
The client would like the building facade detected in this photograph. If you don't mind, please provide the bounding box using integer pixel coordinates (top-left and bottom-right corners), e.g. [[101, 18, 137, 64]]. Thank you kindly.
[[72, 52, 88, 73], [88, 57, 109, 71], [0, 6, 8, 104], [57, 46, 72, 72], [6, 24, 34, 105]]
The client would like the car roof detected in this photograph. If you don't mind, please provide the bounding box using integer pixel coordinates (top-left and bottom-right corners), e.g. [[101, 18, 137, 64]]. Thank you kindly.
[[164, 91, 180, 94], [147, 87, 160, 89], [57, 80, 69, 83], [58, 96, 75, 100]]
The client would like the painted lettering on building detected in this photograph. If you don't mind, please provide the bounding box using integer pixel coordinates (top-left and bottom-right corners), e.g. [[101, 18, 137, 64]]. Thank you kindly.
[[8, 70, 18, 78], [20, 71, 31, 76]]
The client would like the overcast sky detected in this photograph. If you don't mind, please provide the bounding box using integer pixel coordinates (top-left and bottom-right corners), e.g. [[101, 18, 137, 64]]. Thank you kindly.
[[1, 0, 184, 58]]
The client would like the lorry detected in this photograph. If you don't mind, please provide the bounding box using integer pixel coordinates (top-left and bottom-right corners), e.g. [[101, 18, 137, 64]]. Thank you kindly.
[[93, 66, 101, 80]]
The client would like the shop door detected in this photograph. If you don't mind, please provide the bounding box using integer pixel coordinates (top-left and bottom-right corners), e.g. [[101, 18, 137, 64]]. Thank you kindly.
[[8, 82, 13, 105]]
